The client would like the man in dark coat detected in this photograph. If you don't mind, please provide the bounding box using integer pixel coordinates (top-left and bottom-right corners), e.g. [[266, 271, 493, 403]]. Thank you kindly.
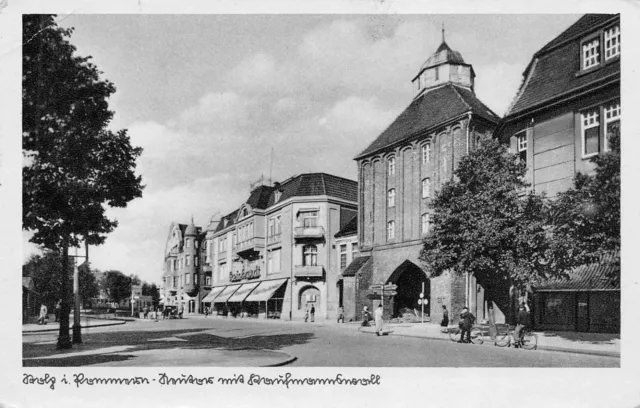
[[458, 307, 476, 343]]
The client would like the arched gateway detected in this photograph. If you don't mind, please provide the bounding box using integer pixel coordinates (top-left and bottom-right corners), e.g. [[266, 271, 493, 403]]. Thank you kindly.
[[386, 260, 430, 318]]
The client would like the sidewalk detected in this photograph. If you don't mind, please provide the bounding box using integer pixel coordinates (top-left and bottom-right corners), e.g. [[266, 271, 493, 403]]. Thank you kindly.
[[23, 316, 127, 334], [355, 322, 620, 358]]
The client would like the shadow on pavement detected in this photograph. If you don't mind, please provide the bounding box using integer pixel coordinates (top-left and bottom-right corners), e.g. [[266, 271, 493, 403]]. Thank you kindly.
[[540, 331, 619, 345], [23, 327, 314, 367]]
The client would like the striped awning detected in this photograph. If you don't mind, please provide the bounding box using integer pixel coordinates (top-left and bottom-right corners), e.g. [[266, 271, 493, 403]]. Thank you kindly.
[[213, 284, 242, 303], [202, 286, 226, 303], [245, 279, 288, 302], [227, 282, 260, 302]]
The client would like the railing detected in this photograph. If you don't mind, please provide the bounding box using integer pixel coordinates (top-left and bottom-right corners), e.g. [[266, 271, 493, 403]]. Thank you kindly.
[[293, 226, 325, 239], [218, 251, 227, 260]]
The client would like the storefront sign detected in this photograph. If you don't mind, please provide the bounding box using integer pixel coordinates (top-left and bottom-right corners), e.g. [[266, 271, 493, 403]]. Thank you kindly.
[[229, 266, 261, 282]]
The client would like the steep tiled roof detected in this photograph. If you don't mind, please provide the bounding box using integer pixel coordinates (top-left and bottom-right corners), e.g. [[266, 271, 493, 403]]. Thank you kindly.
[[267, 173, 357, 206], [335, 214, 357, 238], [214, 210, 239, 233], [246, 185, 274, 210], [416, 41, 467, 75], [533, 253, 620, 292], [356, 84, 499, 159], [506, 14, 620, 117], [342, 256, 371, 277]]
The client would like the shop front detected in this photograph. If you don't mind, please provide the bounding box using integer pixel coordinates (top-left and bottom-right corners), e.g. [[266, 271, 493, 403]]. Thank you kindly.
[[244, 278, 289, 319], [226, 281, 260, 317]]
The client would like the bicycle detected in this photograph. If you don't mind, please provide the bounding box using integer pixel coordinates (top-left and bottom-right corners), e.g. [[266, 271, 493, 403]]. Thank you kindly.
[[447, 325, 486, 344], [494, 325, 537, 350]]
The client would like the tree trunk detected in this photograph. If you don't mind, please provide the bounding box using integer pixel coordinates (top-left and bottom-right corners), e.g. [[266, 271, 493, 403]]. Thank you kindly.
[[57, 237, 72, 349]]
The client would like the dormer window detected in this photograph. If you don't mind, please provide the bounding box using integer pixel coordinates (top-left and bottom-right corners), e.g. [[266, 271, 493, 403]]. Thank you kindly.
[[604, 25, 620, 60], [274, 190, 281, 202], [582, 38, 600, 70]]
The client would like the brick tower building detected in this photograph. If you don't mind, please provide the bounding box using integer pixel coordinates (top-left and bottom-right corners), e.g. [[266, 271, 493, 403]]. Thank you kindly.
[[351, 33, 500, 324]]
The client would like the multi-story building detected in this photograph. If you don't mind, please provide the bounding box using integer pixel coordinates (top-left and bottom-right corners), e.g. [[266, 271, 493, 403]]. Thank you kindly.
[[333, 215, 359, 321], [352, 35, 500, 324], [201, 173, 357, 321], [161, 220, 204, 314], [498, 14, 620, 333]]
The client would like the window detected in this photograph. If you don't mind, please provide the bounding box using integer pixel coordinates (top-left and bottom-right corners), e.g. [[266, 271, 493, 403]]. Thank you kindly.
[[194, 256, 198, 267], [435, 66, 439, 81], [517, 131, 527, 164], [340, 244, 347, 269], [422, 144, 431, 164], [387, 221, 395, 240], [303, 245, 318, 266], [186, 256, 190, 267], [604, 25, 620, 60], [276, 215, 282, 234], [185, 273, 191, 284], [604, 102, 621, 151], [582, 38, 600, 70], [205, 275, 211, 286], [301, 211, 318, 228], [274, 190, 282, 202], [267, 248, 281, 274], [268, 218, 275, 236], [185, 238, 190, 248], [388, 157, 396, 176], [351, 242, 358, 259], [388, 189, 396, 207], [582, 109, 600, 156], [205, 241, 210, 263], [421, 213, 430, 235], [422, 178, 430, 198], [195, 240, 198, 249]]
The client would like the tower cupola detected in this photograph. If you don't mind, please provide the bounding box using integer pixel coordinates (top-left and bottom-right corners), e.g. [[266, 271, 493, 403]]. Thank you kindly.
[[412, 25, 475, 97]]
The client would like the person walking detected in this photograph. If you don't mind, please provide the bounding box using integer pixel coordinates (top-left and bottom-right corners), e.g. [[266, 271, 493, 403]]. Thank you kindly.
[[178, 304, 184, 319], [38, 303, 48, 325], [374, 304, 384, 336], [304, 307, 309, 323], [337, 306, 345, 323], [458, 307, 476, 343], [310, 305, 315, 323], [143, 305, 149, 319], [440, 305, 449, 333]]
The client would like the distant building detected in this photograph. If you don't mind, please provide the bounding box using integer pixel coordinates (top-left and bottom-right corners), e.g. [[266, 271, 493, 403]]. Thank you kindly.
[[498, 14, 621, 333], [192, 173, 357, 321], [353, 33, 500, 324]]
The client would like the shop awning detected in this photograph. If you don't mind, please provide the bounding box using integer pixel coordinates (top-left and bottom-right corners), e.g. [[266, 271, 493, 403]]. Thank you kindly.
[[245, 279, 288, 302], [227, 282, 260, 302], [213, 284, 242, 303], [202, 286, 226, 303]]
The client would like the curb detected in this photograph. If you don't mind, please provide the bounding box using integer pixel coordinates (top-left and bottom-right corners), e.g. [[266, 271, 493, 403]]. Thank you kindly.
[[358, 328, 620, 358], [264, 355, 298, 367], [22, 320, 126, 334]]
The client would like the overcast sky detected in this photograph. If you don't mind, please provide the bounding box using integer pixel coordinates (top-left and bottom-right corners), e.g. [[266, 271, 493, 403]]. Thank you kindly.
[[22, 14, 581, 284]]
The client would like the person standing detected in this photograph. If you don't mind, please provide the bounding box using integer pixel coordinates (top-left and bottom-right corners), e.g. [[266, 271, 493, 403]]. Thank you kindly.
[[178, 304, 184, 319], [304, 307, 309, 323], [513, 303, 530, 348], [143, 305, 149, 319], [54, 300, 61, 322], [310, 305, 315, 323], [38, 303, 48, 325], [337, 306, 345, 323], [440, 305, 449, 333], [374, 304, 384, 336], [458, 307, 475, 343]]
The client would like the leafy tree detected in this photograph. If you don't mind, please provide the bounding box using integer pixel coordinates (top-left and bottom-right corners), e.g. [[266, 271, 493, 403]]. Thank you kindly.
[[101, 270, 134, 305], [142, 283, 161, 306], [22, 15, 144, 348], [77, 262, 100, 307], [549, 131, 621, 282], [419, 138, 577, 293]]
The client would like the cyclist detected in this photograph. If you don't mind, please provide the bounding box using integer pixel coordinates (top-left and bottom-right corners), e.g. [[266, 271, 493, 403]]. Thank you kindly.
[[458, 307, 475, 343], [514, 303, 530, 348]]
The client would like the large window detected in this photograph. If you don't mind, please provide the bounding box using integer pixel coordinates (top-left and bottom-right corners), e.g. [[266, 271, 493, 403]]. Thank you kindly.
[[422, 144, 431, 164], [340, 244, 347, 269], [604, 102, 621, 151], [388, 157, 396, 176], [421, 213, 430, 235], [581, 109, 600, 157], [185, 273, 191, 284], [303, 245, 318, 266], [186, 256, 190, 267], [301, 211, 318, 228], [267, 248, 282, 274], [388, 189, 396, 207], [268, 215, 282, 236], [194, 256, 198, 267], [205, 240, 210, 264], [516, 131, 527, 165], [351, 242, 358, 260], [582, 38, 600, 70], [387, 221, 395, 240], [422, 178, 430, 198]]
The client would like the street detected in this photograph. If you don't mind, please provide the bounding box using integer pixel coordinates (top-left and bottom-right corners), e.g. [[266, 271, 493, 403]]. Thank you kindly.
[[23, 317, 619, 367]]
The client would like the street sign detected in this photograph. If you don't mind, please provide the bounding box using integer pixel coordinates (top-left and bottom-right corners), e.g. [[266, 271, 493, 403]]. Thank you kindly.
[[423, 298, 429, 305], [370, 284, 384, 290], [384, 284, 397, 290], [419, 292, 424, 299]]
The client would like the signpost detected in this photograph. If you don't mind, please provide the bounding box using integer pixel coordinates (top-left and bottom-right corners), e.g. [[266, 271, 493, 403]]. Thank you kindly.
[[369, 283, 398, 318]]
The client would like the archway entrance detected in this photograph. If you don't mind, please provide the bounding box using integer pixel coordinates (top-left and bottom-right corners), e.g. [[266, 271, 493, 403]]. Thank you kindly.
[[387, 260, 430, 317]]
